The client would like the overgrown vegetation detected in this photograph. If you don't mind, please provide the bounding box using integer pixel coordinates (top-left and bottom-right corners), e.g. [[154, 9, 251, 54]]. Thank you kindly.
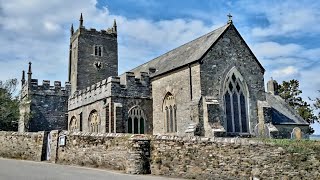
[[0, 79, 19, 131]]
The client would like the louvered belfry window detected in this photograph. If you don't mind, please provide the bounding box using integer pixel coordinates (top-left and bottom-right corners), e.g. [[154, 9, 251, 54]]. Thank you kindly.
[[224, 73, 248, 133]]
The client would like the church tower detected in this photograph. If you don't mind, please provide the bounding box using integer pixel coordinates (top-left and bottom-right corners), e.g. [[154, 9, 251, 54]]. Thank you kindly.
[[68, 13, 118, 93]]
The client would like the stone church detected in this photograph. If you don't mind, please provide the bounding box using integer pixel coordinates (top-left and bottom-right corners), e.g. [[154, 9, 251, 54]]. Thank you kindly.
[[18, 14, 309, 139]]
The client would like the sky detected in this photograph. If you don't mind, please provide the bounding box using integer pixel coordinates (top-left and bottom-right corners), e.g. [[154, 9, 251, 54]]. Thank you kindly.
[[0, 0, 320, 134]]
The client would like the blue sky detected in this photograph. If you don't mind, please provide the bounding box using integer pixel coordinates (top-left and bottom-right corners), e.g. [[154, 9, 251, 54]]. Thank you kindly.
[[0, 0, 320, 133]]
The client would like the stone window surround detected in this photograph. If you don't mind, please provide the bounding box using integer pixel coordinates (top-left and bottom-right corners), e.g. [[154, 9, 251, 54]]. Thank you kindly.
[[88, 110, 101, 133], [163, 92, 177, 133], [223, 67, 250, 133], [69, 116, 78, 131], [93, 45, 103, 57], [127, 105, 146, 134]]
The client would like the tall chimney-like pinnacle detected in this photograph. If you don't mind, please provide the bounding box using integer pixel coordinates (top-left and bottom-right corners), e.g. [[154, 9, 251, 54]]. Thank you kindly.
[[21, 70, 25, 85], [113, 19, 117, 32], [27, 62, 32, 81], [71, 24, 74, 35], [79, 13, 83, 28]]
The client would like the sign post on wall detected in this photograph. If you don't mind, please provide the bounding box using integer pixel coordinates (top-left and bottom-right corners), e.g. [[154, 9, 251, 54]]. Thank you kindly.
[[58, 135, 66, 146]]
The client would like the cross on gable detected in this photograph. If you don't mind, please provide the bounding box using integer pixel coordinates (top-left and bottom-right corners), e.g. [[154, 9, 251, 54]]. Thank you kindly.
[[227, 13, 233, 24]]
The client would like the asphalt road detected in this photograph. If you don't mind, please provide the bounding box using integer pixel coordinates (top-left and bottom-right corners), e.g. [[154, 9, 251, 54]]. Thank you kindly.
[[0, 158, 181, 180]]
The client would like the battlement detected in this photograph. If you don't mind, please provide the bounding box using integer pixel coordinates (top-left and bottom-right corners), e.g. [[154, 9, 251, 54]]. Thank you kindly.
[[82, 27, 117, 36], [70, 26, 117, 43], [68, 72, 151, 110], [27, 79, 71, 96]]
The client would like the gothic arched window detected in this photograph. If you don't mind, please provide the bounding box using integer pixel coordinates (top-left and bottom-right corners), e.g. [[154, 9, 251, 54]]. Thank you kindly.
[[69, 116, 78, 131], [88, 110, 100, 133], [128, 106, 146, 134], [224, 70, 249, 133], [163, 92, 177, 133]]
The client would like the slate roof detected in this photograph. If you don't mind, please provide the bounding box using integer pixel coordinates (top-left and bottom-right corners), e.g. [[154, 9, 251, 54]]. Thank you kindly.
[[266, 93, 309, 125], [124, 23, 231, 78]]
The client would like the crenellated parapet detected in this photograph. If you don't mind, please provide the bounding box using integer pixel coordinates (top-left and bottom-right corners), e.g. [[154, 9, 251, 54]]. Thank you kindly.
[[68, 72, 151, 110], [70, 14, 117, 42], [26, 79, 71, 96], [71, 27, 117, 42]]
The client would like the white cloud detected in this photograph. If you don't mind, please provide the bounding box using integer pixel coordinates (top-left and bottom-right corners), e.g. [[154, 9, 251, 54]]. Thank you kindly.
[[43, 21, 61, 32], [246, 1, 320, 37], [271, 66, 300, 78], [252, 42, 302, 58], [0, 0, 221, 86]]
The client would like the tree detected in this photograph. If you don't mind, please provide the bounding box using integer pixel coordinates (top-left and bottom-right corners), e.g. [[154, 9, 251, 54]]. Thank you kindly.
[[313, 91, 320, 120], [278, 79, 317, 134], [0, 79, 19, 131]]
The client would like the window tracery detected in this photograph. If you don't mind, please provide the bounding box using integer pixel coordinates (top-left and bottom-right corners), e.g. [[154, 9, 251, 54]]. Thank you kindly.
[[88, 110, 100, 133], [224, 70, 248, 133], [163, 92, 177, 132], [128, 106, 146, 134]]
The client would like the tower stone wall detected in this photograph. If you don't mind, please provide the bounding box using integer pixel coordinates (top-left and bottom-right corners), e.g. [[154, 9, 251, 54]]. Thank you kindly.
[[19, 78, 70, 132], [69, 15, 118, 94]]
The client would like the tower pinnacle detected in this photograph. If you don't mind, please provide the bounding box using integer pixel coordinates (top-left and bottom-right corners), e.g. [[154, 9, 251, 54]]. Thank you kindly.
[[79, 13, 83, 27], [71, 24, 74, 35], [113, 19, 117, 32], [21, 70, 25, 85], [28, 62, 32, 75], [27, 62, 32, 82]]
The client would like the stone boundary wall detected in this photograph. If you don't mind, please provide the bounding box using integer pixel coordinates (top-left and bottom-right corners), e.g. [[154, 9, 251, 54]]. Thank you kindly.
[[1, 131, 319, 179], [54, 132, 150, 174], [0, 131, 45, 161], [55, 132, 129, 170], [150, 135, 320, 179]]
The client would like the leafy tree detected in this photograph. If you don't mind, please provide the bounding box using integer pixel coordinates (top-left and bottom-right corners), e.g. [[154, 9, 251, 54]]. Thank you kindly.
[[313, 91, 320, 120], [278, 79, 317, 134], [0, 79, 19, 131]]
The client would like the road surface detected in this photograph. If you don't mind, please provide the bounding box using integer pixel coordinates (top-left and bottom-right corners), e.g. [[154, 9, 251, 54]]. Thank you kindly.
[[0, 158, 181, 180]]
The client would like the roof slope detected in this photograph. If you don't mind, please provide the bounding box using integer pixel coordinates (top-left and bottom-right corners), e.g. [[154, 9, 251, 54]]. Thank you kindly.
[[266, 93, 309, 125], [125, 23, 231, 77]]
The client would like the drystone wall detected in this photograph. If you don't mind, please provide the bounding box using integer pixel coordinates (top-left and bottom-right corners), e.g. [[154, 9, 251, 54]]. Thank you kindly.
[[0, 131, 45, 161], [150, 136, 320, 180]]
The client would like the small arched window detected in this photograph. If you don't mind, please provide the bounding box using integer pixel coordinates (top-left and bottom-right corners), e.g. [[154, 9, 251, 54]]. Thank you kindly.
[[69, 116, 78, 131], [88, 110, 100, 133], [224, 69, 249, 133], [128, 106, 146, 134], [163, 92, 177, 133]]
